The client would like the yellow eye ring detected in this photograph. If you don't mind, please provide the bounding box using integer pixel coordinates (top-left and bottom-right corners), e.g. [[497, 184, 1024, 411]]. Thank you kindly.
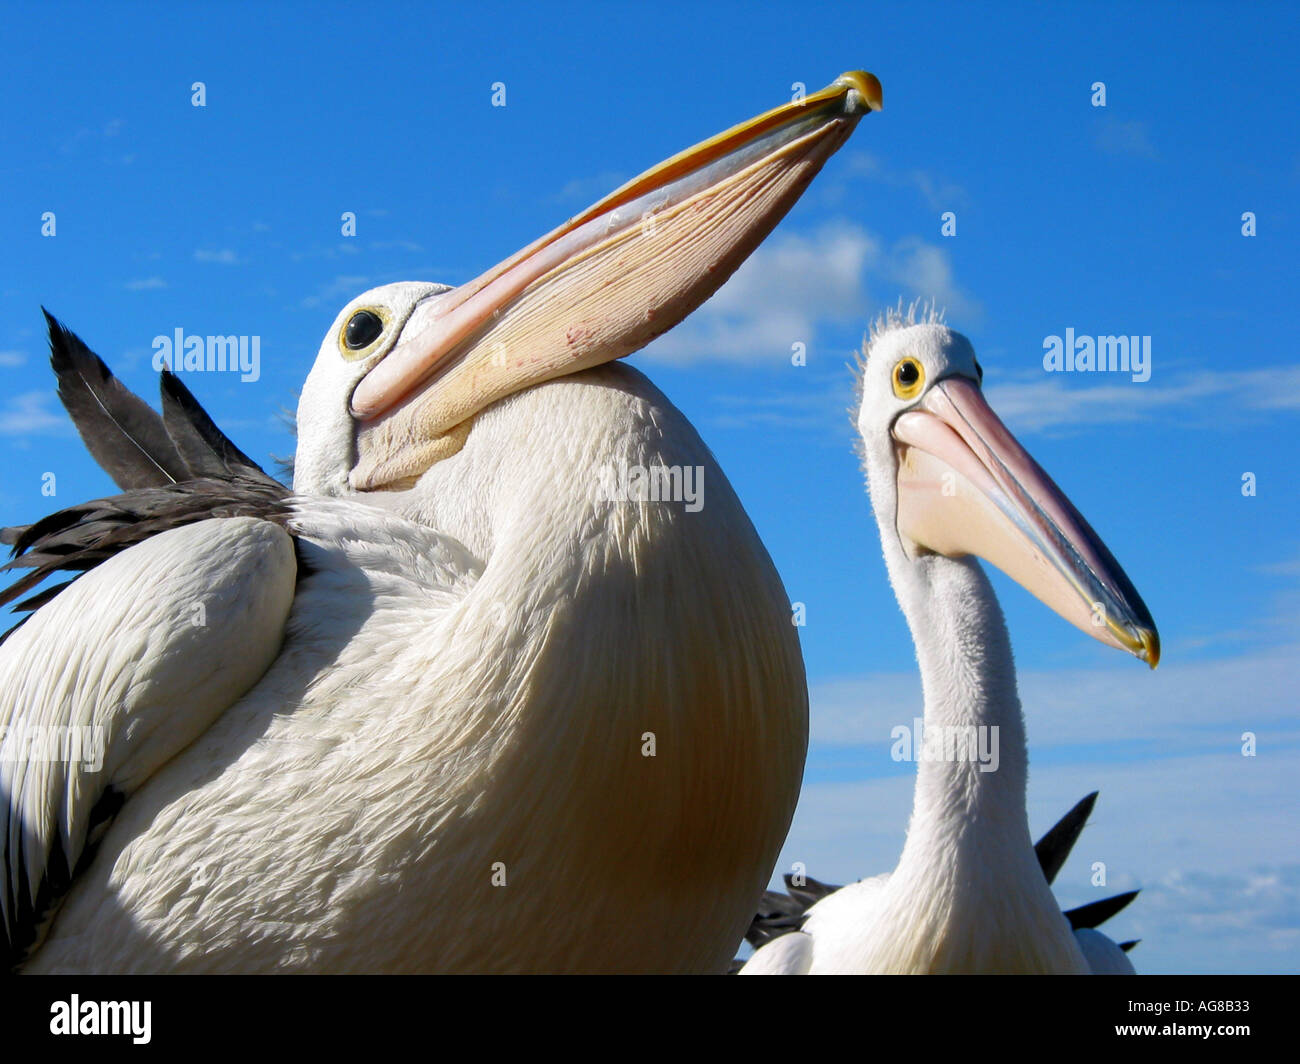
[[892, 357, 925, 400], [338, 305, 392, 361]]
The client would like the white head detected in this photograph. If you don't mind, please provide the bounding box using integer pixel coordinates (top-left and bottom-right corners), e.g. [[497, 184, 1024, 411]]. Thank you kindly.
[[294, 282, 450, 496], [854, 305, 1159, 666], [289, 73, 881, 498], [855, 307, 978, 539]]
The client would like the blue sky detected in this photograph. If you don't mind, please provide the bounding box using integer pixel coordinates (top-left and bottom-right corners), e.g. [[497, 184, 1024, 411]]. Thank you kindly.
[[2, 1, 1296, 972]]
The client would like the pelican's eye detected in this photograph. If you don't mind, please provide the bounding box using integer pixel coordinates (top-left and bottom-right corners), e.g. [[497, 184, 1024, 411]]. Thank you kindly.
[[892, 357, 925, 400], [339, 308, 388, 359]]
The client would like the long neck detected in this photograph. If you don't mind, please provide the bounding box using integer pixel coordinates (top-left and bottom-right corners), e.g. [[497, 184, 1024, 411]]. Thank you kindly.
[[855, 477, 1085, 973], [875, 512, 1040, 892]]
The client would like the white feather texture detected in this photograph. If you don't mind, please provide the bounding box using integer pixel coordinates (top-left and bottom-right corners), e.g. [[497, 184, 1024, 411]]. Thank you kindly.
[[0, 517, 296, 948], [20, 364, 806, 973], [743, 320, 1131, 975]]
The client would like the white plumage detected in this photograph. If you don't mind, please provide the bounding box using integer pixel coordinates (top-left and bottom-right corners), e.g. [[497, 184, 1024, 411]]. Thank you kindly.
[[16, 369, 803, 973], [742, 311, 1157, 975], [2, 72, 884, 972]]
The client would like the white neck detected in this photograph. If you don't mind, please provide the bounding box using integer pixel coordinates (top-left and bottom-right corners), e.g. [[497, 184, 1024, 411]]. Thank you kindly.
[[866, 501, 1085, 972], [885, 543, 1028, 861]]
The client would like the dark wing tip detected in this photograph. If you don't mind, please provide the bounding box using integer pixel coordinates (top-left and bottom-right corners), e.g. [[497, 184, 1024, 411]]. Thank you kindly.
[[1065, 889, 1141, 930], [44, 308, 83, 369], [741, 874, 844, 949], [159, 367, 276, 484], [1119, 939, 1140, 953], [1036, 791, 1100, 885], [783, 874, 840, 909]]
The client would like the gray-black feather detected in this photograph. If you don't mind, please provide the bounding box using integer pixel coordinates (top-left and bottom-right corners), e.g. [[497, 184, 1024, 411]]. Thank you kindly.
[[44, 308, 189, 489]]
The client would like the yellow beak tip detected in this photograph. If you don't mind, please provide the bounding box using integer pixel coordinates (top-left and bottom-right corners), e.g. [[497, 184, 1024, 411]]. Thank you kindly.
[[1140, 628, 1161, 670], [835, 70, 883, 113]]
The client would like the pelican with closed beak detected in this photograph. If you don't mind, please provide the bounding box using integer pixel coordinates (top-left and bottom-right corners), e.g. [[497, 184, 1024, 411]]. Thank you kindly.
[[2, 73, 882, 973], [741, 307, 1156, 974]]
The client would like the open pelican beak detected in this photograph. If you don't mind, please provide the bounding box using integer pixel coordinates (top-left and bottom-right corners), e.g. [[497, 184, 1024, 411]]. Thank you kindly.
[[892, 377, 1160, 667], [349, 72, 882, 489]]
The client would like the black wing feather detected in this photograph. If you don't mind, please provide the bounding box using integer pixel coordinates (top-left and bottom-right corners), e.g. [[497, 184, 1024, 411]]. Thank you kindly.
[[44, 309, 189, 489], [2, 317, 294, 635], [1064, 890, 1140, 931], [1035, 790, 1098, 885], [159, 368, 277, 484]]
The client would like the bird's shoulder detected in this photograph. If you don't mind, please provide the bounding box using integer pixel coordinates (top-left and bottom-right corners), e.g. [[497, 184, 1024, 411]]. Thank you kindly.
[[287, 496, 484, 610]]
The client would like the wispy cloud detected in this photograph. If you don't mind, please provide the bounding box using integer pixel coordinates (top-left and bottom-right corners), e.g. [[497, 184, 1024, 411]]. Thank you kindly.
[[773, 754, 1299, 972], [59, 117, 127, 156], [838, 152, 968, 210], [706, 380, 857, 433], [888, 236, 981, 321], [0, 351, 27, 368], [194, 248, 241, 265], [299, 274, 374, 310], [1257, 558, 1300, 578], [806, 642, 1300, 755], [1094, 117, 1157, 159], [0, 392, 68, 436], [551, 171, 627, 204], [124, 276, 166, 291], [641, 223, 980, 367], [370, 239, 425, 254], [985, 365, 1300, 433], [288, 242, 360, 263]]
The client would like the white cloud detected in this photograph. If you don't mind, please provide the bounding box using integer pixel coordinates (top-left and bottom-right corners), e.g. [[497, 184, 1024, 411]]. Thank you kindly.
[[640, 223, 979, 367], [806, 643, 1300, 754], [887, 236, 981, 322], [370, 239, 425, 254], [985, 365, 1300, 434], [124, 277, 166, 291], [1257, 558, 1300, 578], [0, 392, 68, 436], [552, 171, 628, 204], [838, 152, 968, 210], [706, 381, 856, 433], [59, 118, 127, 155], [1094, 117, 1157, 159], [0, 351, 27, 368], [194, 248, 241, 265], [299, 274, 374, 310]]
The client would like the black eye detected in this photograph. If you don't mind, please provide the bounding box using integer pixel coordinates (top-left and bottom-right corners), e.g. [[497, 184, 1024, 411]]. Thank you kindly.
[[345, 310, 384, 350], [892, 357, 925, 399]]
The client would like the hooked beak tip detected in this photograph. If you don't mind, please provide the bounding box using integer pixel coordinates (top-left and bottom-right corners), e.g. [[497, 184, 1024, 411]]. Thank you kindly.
[[835, 71, 883, 114], [1139, 627, 1161, 670]]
